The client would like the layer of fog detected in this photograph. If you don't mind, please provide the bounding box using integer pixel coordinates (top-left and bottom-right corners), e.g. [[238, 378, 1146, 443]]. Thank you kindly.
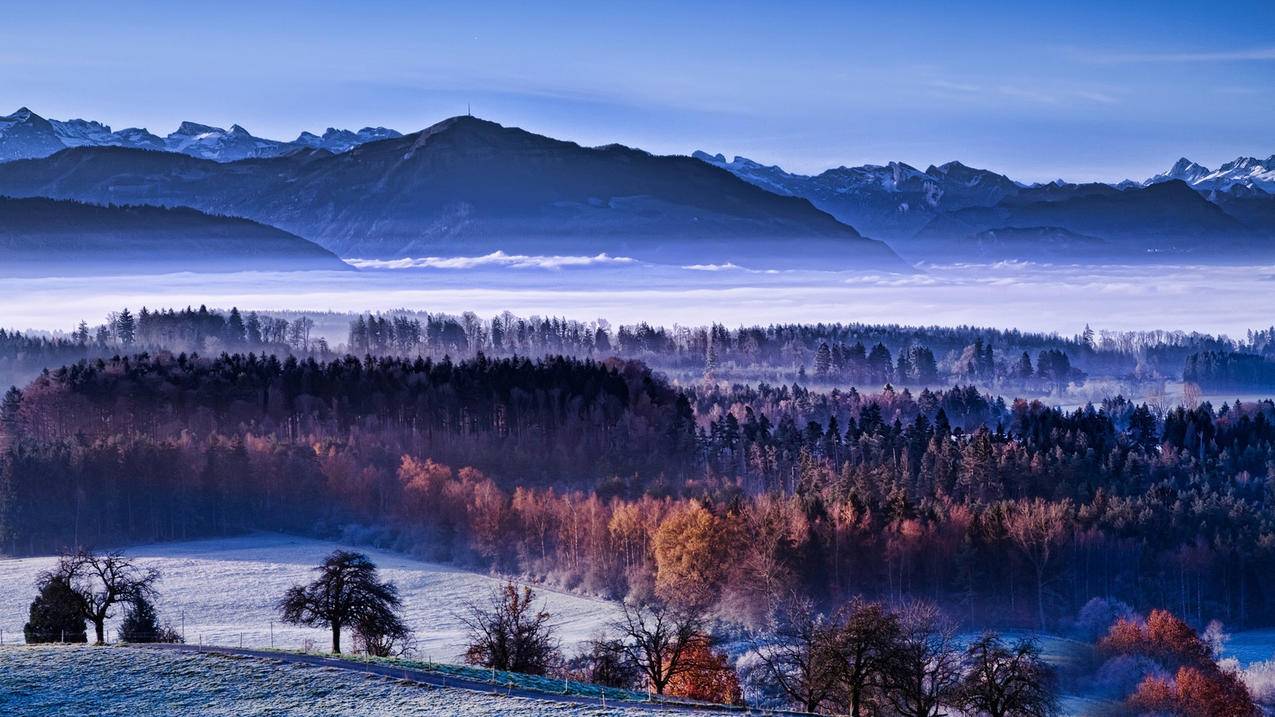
[[3, 257, 1274, 340]]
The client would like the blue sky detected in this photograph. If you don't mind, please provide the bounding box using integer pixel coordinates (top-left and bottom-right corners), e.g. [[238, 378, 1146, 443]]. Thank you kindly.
[[1, 0, 1271, 181]]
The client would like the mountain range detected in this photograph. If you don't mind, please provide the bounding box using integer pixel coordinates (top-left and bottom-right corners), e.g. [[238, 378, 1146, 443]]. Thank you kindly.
[[0, 114, 903, 269], [0, 105, 1272, 270], [695, 150, 1274, 261], [0, 107, 401, 163]]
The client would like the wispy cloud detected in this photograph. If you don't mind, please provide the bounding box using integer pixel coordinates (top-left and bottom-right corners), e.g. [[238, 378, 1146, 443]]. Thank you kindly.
[[928, 79, 981, 93], [1085, 47, 1275, 63], [926, 79, 1117, 105], [348, 251, 637, 270]]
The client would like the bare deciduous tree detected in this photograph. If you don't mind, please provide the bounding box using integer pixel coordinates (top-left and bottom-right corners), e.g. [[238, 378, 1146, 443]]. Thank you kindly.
[[459, 581, 561, 675], [880, 602, 964, 717], [834, 597, 904, 717], [749, 594, 841, 712], [959, 632, 1057, 717], [49, 549, 159, 644], [1005, 499, 1071, 631], [612, 600, 705, 695]]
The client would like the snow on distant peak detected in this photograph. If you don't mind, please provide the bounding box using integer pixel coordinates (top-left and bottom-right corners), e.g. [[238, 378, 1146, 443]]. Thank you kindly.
[[0, 108, 407, 163]]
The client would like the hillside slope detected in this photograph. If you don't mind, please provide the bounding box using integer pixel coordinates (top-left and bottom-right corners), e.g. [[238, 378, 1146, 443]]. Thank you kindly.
[[0, 196, 349, 275], [0, 117, 906, 269], [0, 646, 696, 716]]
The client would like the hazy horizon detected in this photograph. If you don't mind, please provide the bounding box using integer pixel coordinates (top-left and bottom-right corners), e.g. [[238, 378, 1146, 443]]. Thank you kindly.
[[4, 259, 1274, 340]]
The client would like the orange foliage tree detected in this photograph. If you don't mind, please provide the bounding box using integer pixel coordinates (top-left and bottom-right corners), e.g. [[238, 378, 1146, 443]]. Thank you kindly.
[[1098, 609, 1212, 669], [663, 634, 744, 706], [1129, 667, 1257, 717], [652, 500, 723, 608]]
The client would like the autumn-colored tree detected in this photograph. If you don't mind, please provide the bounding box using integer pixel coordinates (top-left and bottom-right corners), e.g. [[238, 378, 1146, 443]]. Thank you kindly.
[[1174, 666, 1257, 717], [1004, 499, 1070, 631], [1098, 609, 1211, 670], [1127, 674, 1178, 714], [1128, 667, 1258, 717], [664, 634, 744, 705], [652, 500, 722, 608]]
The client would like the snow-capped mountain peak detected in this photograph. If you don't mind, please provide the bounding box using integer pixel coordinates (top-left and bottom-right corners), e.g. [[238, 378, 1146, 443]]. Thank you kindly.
[[2, 111, 407, 163], [1144, 154, 1274, 193]]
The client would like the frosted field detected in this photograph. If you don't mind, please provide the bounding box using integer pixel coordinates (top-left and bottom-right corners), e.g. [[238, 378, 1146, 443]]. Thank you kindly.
[[0, 533, 618, 660], [0, 645, 684, 717]]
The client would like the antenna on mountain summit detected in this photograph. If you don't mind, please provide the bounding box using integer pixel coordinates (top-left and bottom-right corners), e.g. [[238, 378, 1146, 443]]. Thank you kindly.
[[467, 103, 472, 117]]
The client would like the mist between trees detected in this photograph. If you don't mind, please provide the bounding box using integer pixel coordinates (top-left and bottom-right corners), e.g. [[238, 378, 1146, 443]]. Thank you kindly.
[[5, 306, 1275, 397]]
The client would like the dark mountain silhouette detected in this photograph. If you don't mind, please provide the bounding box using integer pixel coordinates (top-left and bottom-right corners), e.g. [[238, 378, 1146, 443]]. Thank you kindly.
[[0, 196, 349, 276], [0, 116, 906, 269], [912, 180, 1264, 260]]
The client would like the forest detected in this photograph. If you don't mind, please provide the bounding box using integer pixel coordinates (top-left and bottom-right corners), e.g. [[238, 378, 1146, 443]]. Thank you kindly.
[[5, 305, 1275, 396], [3, 351, 1275, 636]]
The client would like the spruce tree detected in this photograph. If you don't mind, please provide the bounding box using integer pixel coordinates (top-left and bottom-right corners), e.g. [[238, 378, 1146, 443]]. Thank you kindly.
[[24, 576, 88, 643]]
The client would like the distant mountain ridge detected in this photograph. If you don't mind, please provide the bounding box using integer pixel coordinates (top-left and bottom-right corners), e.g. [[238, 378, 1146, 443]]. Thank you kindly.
[[0, 116, 905, 269], [0, 107, 401, 163], [692, 151, 1021, 239], [0, 195, 349, 275], [695, 148, 1275, 261]]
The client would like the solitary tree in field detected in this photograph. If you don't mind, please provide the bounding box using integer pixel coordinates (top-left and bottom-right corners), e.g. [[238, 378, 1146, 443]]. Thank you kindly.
[[43, 550, 160, 644], [278, 550, 407, 654]]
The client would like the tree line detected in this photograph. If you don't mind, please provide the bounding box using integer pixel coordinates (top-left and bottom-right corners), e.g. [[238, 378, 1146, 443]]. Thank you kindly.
[[9, 306, 1275, 397]]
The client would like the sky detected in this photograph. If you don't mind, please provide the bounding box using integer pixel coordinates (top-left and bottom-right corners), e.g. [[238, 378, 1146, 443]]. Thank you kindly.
[[1, 0, 1271, 182]]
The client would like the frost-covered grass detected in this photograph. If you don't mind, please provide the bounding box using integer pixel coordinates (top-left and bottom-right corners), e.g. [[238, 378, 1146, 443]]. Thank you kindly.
[[0, 533, 618, 659], [339, 652, 656, 703], [0, 644, 684, 716]]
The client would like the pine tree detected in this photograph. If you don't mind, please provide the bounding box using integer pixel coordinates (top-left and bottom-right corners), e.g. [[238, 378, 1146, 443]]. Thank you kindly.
[[814, 342, 832, 377], [225, 308, 247, 345], [24, 576, 88, 644], [114, 308, 137, 347], [118, 596, 162, 642], [1, 386, 20, 435]]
